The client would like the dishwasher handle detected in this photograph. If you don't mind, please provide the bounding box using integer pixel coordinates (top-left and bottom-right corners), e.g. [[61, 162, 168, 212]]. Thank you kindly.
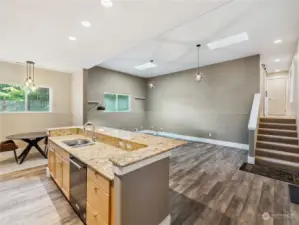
[[69, 158, 83, 170]]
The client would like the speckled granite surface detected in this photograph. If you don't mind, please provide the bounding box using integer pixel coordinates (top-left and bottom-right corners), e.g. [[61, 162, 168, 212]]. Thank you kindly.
[[48, 126, 187, 180]]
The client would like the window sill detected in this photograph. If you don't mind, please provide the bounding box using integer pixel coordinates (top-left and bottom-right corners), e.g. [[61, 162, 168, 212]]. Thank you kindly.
[[100, 111, 131, 113], [0, 111, 52, 114]]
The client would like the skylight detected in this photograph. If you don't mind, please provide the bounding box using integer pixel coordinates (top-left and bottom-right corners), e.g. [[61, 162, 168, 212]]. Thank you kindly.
[[134, 62, 157, 70], [207, 32, 249, 50]]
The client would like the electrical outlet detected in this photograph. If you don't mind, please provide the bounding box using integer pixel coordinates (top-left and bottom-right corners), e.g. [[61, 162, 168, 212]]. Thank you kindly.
[[126, 143, 132, 149], [209, 133, 212, 137]]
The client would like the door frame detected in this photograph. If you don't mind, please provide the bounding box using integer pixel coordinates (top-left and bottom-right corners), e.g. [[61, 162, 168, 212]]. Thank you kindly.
[[265, 74, 289, 117]]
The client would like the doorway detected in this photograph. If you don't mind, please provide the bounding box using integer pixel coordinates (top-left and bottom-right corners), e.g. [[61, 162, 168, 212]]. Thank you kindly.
[[266, 76, 288, 116]]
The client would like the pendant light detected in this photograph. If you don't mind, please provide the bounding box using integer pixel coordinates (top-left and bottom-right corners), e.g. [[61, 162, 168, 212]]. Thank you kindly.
[[195, 44, 203, 82], [24, 61, 36, 92], [148, 60, 155, 88]]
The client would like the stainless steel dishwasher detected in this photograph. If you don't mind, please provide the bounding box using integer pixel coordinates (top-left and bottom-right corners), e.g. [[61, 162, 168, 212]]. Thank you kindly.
[[69, 155, 87, 223]]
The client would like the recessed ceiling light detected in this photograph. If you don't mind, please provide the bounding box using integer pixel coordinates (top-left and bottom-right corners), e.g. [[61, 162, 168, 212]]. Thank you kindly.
[[135, 62, 157, 71], [275, 59, 281, 62], [274, 39, 282, 44], [68, 36, 77, 41], [207, 32, 249, 50], [275, 69, 280, 72], [81, 21, 91, 28], [101, 0, 113, 8]]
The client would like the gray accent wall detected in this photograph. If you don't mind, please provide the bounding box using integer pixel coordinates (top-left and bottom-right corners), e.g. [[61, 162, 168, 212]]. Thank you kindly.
[[87, 67, 147, 130], [145, 55, 260, 144], [88, 55, 260, 144], [114, 158, 169, 225]]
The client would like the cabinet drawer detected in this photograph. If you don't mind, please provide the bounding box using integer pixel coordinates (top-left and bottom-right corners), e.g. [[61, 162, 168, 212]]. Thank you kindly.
[[87, 203, 108, 225], [87, 178, 109, 223], [87, 168, 110, 194]]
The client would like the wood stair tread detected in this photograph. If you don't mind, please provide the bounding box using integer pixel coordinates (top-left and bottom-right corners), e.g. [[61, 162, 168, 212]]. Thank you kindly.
[[256, 141, 299, 148], [259, 122, 296, 126], [260, 116, 296, 119], [257, 134, 298, 140], [258, 128, 297, 133], [255, 156, 299, 168], [256, 148, 299, 157]]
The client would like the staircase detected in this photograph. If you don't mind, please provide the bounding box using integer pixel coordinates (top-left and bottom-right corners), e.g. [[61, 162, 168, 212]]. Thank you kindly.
[[255, 117, 299, 171]]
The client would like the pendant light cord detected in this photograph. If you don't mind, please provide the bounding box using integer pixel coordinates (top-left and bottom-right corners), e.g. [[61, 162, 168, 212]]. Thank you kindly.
[[33, 62, 35, 83], [26, 62, 28, 80], [197, 44, 201, 75]]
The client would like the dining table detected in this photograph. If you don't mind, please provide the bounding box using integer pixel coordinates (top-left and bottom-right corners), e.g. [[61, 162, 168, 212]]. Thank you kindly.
[[6, 131, 48, 164]]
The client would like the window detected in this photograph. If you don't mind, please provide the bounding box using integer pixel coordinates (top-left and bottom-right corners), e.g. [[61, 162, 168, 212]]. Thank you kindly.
[[0, 84, 25, 112], [104, 93, 130, 112], [0, 83, 50, 112], [27, 87, 50, 112]]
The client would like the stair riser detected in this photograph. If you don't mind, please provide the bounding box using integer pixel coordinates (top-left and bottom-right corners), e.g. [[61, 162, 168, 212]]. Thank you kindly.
[[259, 124, 296, 130], [258, 130, 298, 137], [257, 136, 298, 145], [255, 158, 299, 172], [256, 151, 299, 163], [260, 118, 296, 124], [256, 142, 299, 154]]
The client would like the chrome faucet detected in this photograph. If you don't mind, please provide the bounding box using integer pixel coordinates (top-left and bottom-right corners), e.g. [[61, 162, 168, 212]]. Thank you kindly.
[[83, 122, 96, 142]]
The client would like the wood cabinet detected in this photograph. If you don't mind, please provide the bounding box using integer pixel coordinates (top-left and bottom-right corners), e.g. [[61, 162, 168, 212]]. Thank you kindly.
[[87, 203, 107, 225], [48, 141, 113, 225], [48, 148, 56, 177], [62, 159, 70, 198], [55, 155, 63, 187], [48, 141, 70, 199], [87, 168, 114, 225]]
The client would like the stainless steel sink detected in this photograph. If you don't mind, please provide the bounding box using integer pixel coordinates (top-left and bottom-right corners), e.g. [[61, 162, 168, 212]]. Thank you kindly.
[[63, 139, 94, 148]]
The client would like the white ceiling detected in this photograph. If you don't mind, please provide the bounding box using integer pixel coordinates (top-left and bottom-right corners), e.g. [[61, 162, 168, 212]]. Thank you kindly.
[[0, 0, 233, 73], [100, 0, 299, 77]]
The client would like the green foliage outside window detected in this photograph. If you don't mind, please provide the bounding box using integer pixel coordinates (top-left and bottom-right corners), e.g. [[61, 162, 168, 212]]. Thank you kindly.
[[0, 84, 50, 112]]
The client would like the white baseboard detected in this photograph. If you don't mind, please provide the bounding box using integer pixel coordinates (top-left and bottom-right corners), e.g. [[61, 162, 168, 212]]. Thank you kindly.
[[247, 156, 255, 164], [159, 215, 171, 225], [139, 130, 249, 150]]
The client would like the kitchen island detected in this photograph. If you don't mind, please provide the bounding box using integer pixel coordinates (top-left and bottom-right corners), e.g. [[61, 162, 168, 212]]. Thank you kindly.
[[47, 126, 187, 225]]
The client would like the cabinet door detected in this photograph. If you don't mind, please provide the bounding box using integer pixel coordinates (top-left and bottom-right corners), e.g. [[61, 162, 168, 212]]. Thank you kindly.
[[87, 203, 107, 225], [48, 149, 56, 177], [55, 156, 63, 188], [62, 160, 70, 199]]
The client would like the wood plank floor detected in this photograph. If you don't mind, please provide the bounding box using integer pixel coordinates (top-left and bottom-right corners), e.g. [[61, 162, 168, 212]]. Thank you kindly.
[[0, 166, 83, 225], [170, 142, 299, 225], [1, 142, 299, 225]]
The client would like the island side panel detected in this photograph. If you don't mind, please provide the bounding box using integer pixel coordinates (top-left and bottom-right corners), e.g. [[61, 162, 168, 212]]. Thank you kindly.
[[114, 158, 170, 225]]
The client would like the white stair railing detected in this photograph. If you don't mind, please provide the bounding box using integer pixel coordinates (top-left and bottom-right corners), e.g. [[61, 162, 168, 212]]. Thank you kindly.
[[248, 93, 261, 164]]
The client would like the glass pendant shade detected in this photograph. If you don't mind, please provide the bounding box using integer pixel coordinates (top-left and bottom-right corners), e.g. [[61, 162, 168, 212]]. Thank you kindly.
[[195, 44, 203, 82], [195, 73, 203, 82], [148, 82, 155, 89], [24, 61, 36, 92]]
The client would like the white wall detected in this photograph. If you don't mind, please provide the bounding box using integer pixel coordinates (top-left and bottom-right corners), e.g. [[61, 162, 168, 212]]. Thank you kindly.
[[295, 41, 299, 137], [290, 51, 298, 116], [289, 39, 299, 138], [0, 61, 73, 142], [72, 69, 88, 126]]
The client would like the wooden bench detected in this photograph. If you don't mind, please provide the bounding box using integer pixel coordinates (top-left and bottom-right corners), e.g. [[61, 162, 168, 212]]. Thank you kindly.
[[0, 140, 19, 164]]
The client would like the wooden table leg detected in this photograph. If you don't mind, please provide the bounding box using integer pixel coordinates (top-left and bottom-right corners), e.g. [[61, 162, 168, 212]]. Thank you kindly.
[[18, 137, 47, 164]]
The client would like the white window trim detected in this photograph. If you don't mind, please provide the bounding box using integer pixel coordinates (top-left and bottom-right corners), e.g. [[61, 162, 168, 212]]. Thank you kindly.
[[103, 92, 131, 113], [0, 82, 52, 113]]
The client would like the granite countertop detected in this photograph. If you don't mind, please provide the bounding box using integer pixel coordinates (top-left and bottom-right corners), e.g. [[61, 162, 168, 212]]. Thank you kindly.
[[48, 126, 187, 180]]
